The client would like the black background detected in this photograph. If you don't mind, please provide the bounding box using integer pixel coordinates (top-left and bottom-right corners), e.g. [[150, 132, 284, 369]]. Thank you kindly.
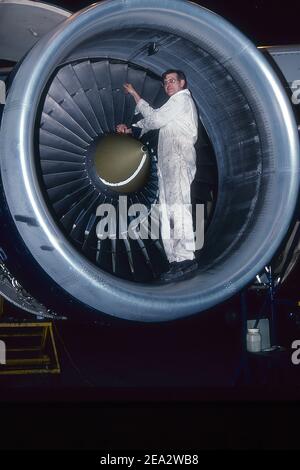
[[53, 0, 300, 45]]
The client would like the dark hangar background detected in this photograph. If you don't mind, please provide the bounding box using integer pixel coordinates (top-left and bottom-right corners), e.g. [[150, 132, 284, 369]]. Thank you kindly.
[[52, 0, 300, 45]]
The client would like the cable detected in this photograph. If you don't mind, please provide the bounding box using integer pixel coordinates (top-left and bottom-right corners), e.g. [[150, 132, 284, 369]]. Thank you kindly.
[[53, 321, 96, 388]]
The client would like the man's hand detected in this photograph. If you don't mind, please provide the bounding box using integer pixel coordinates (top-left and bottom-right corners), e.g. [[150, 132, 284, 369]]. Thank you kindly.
[[123, 83, 136, 95], [123, 83, 141, 104], [116, 124, 132, 134]]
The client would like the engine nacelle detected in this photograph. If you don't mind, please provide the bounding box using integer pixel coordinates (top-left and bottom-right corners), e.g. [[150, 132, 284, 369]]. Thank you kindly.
[[0, 0, 299, 322]]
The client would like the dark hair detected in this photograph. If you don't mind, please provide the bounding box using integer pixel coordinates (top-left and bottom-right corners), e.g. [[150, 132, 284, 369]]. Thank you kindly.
[[162, 69, 187, 88]]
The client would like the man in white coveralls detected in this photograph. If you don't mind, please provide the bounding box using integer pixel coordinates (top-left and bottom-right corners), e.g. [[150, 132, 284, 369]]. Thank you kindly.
[[117, 69, 198, 281]]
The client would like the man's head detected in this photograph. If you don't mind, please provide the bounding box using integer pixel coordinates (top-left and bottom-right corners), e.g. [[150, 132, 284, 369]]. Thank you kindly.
[[162, 70, 187, 97]]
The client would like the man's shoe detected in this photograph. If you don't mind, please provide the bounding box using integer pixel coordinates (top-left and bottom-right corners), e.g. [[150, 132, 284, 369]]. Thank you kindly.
[[159, 262, 179, 281], [176, 259, 198, 274], [160, 268, 185, 282], [160, 259, 198, 282]]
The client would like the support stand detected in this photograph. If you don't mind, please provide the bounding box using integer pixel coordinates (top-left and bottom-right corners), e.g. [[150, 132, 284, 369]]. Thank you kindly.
[[232, 290, 250, 385], [235, 257, 296, 385], [254, 266, 279, 347]]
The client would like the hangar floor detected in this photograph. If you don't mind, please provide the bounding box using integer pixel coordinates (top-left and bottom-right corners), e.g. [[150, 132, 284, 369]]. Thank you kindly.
[[0, 288, 299, 396], [0, 284, 299, 450]]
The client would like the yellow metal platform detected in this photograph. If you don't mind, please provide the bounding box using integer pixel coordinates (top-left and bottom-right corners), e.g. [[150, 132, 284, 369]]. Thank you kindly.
[[0, 321, 60, 375]]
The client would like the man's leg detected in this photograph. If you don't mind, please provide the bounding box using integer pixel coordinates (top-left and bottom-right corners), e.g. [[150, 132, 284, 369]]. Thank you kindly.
[[158, 173, 183, 263], [171, 159, 196, 262], [159, 199, 176, 263], [172, 203, 195, 261], [159, 159, 197, 280]]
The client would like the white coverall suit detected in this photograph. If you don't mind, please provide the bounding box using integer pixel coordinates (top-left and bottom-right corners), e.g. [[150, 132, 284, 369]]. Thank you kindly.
[[134, 89, 198, 262]]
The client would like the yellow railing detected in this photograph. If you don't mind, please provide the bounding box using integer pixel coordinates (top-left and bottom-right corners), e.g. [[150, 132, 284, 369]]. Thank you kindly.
[[0, 322, 60, 375]]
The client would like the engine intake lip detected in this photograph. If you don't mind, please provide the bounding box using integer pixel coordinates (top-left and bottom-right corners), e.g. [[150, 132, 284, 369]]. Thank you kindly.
[[0, 0, 299, 321]]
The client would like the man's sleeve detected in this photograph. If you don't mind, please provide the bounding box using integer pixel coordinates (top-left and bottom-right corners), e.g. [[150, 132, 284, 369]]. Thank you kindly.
[[131, 126, 142, 139], [133, 96, 185, 134]]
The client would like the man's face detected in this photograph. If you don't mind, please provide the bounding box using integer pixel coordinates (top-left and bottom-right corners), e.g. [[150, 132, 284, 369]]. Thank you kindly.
[[163, 73, 185, 97]]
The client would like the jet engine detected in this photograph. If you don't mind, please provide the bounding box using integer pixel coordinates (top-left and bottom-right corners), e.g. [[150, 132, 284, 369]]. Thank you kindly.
[[0, 0, 299, 322]]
